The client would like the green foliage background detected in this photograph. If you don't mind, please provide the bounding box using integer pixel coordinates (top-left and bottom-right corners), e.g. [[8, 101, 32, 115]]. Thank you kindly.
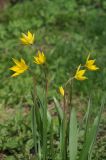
[[0, 0, 105, 159]]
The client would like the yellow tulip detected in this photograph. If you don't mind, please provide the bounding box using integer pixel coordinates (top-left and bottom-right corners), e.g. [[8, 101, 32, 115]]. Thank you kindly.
[[20, 31, 34, 45], [59, 86, 64, 96], [9, 58, 28, 77], [85, 54, 99, 71], [34, 51, 46, 65], [75, 64, 87, 81]]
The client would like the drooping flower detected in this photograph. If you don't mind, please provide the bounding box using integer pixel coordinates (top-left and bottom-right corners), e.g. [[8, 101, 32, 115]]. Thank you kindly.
[[34, 51, 46, 65], [20, 31, 34, 45], [59, 86, 64, 96], [74, 64, 87, 81], [85, 54, 99, 71], [9, 58, 29, 77]]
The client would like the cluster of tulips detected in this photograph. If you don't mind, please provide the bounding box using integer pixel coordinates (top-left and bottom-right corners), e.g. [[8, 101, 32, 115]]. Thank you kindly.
[[9, 31, 99, 96], [9, 31, 101, 160]]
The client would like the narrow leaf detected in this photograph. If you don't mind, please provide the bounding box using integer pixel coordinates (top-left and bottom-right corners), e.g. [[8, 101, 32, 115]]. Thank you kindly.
[[79, 98, 105, 160], [88, 98, 105, 160], [69, 107, 78, 160], [53, 97, 63, 121]]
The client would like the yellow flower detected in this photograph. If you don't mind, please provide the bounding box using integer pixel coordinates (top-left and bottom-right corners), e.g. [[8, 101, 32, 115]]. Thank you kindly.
[[34, 51, 46, 65], [85, 54, 99, 71], [75, 64, 87, 81], [59, 86, 64, 96], [20, 31, 34, 45], [9, 58, 29, 77]]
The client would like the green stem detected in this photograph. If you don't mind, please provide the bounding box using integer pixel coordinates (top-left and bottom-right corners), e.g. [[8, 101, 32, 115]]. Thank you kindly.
[[65, 77, 74, 86], [60, 88, 67, 160]]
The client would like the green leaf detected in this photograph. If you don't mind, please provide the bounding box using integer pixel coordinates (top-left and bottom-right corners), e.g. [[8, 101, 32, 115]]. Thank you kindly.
[[88, 98, 105, 160], [84, 98, 92, 140], [5, 156, 16, 160], [5, 138, 19, 149], [31, 91, 43, 137], [79, 98, 105, 160], [53, 97, 63, 121], [25, 139, 33, 153], [31, 104, 37, 154], [47, 110, 52, 129], [49, 120, 55, 160], [69, 107, 78, 160], [79, 116, 99, 160]]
